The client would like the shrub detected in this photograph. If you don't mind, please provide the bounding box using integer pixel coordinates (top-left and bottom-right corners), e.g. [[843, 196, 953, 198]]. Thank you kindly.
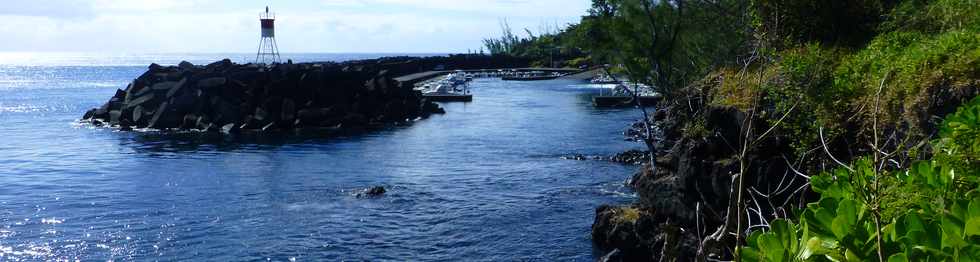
[[934, 96, 980, 173], [881, 0, 980, 34], [740, 95, 980, 261], [751, 0, 890, 47], [764, 44, 847, 156], [834, 29, 980, 137]]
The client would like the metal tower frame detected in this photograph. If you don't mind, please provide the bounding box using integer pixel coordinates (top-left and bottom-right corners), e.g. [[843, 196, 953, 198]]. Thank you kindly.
[[256, 7, 281, 64]]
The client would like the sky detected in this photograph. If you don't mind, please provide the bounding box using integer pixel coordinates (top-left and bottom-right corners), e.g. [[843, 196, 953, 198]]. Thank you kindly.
[[0, 0, 592, 53]]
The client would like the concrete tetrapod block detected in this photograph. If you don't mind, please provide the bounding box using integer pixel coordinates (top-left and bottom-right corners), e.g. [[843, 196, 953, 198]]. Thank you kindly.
[[124, 93, 155, 110], [148, 101, 169, 129], [165, 78, 188, 98], [197, 77, 227, 89], [132, 105, 143, 123], [151, 81, 178, 91]]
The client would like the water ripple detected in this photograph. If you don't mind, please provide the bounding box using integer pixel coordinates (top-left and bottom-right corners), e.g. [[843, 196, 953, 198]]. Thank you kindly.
[[0, 60, 641, 261]]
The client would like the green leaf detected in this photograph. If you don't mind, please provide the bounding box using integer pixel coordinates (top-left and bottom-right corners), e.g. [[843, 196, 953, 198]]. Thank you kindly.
[[832, 199, 858, 240], [924, 222, 944, 251], [800, 236, 838, 260], [772, 219, 799, 255], [941, 216, 966, 247], [902, 213, 927, 234], [969, 198, 980, 218], [806, 199, 840, 238], [887, 253, 909, 262], [759, 234, 788, 262], [952, 200, 970, 222], [965, 218, 980, 237], [739, 246, 763, 262]]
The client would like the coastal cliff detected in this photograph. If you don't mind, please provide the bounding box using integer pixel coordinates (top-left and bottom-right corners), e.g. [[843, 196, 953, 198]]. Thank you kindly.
[[592, 82, 978, 261]]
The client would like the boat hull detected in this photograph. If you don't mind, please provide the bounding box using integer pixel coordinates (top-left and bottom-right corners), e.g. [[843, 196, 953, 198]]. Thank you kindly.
[[592, 96, 661, 107], [424, 94, 473, 102], [502, 75, 560, 81]]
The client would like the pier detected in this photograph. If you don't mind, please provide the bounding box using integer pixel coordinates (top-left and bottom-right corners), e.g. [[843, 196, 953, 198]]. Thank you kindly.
[[394, 67, 585, 87]]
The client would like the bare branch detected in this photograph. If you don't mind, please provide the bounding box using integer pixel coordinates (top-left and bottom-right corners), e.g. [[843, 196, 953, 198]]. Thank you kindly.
[[820, 126, 854, 172], [753, 101, 799, 146]]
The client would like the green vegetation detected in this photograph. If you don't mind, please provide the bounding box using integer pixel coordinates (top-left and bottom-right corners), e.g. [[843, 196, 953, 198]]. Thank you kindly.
[[611, 206, 645, 224], [481, 20, 588, 68], [740, 96, 980, 261], [489, 0, 978, 259], [733, 0, 980, 259]]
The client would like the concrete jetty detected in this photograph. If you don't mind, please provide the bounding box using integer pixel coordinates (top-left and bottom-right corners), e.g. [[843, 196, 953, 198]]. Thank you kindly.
[[394, 68, 583, 87]]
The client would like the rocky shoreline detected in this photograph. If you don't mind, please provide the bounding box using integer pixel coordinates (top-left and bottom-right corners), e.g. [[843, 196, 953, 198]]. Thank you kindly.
[[81, 55, 531, 133], [590, 78, 978, 261], [590, 101, 809, 261]]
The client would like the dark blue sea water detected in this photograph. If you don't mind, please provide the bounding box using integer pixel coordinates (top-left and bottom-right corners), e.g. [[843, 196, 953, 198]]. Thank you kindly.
[[0, 53, 641, 261]]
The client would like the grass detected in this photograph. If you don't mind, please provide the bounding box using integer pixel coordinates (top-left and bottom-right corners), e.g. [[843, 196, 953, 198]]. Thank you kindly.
[[612, 206, 643, 224], [836, 29, 980, 133], [702, 0, 979, 159]]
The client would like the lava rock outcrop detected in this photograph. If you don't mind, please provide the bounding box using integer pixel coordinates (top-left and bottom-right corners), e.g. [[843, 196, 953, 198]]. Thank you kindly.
[[82, 59, 445, 133]]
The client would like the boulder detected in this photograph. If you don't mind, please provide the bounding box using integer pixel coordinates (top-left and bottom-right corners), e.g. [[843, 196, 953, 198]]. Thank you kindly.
[[108, 110, 122, 125], [178, 61, 194, 70], [132, 85, 153, 98], [151, 81, 178, 91], [132, 105, 144, 123], [147, 102, 169, 128], [342, 113, 368, 126], [356, 186, 386, 197], [195, 115, 211, 130], [197, 77, 227, 89], [591, 205, 655, 260], [261, 122, 276, 132], [112, 89, 127, 100], [165, 78, 188, 98], [124, 93, 155, 109], [119, 119, 134, 130], [181, 114, 198, 129], [253, 107, 270, 123], [92, 106, 109, 120], [598, 249, 624, 262], [148, 63, 163, 72], [169, 91, 197, 114], [610, 150, 649, 165], [83, 109, 95, 120], [281, 98, 296, 123], [206, 59, 232, 69], [211, 98, 240, 124], [297, 108, 334, 123], [220, 123, 238, 134]]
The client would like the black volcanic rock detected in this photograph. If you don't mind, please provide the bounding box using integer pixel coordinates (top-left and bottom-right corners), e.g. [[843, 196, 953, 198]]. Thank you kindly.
[[82, 59, 450, 134], [357, 186, 387, 198]]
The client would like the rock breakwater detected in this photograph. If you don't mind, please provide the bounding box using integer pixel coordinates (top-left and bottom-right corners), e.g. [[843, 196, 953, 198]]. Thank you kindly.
[[82, 59, 446, 133]]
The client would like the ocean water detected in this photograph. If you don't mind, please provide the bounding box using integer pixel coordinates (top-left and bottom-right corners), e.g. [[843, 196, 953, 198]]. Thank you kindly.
[[0, 53, 641, 261]]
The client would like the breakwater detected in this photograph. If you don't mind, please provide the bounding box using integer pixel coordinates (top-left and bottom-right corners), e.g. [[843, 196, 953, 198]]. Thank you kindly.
[[81, 55, 533, 132]]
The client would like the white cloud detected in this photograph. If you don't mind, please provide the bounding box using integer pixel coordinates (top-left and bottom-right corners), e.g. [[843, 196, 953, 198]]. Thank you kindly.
[[0, 0, 95, 19], [93, 0, 203, 12], [0, 0, 591, 53]]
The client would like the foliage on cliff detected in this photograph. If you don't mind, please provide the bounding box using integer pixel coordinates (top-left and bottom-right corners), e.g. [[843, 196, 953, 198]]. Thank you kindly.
[[709, 0, 980, 162], [726, 0, 980, 260], [559, 0, 980, 260], [740, 96, 980, 261]]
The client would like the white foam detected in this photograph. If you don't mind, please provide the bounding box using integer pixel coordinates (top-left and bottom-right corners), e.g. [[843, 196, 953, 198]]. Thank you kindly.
[[41, 218, 63, 225]]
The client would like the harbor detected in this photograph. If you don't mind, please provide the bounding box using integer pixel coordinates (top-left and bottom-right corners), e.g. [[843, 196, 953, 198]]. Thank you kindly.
[[0, 54, 642, 260], [394, 67, 662, 107], [2, 0, 974, 260]]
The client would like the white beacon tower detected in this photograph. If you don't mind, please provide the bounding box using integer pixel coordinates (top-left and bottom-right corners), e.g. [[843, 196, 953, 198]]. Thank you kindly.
[[255, 6, 281, 64]]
